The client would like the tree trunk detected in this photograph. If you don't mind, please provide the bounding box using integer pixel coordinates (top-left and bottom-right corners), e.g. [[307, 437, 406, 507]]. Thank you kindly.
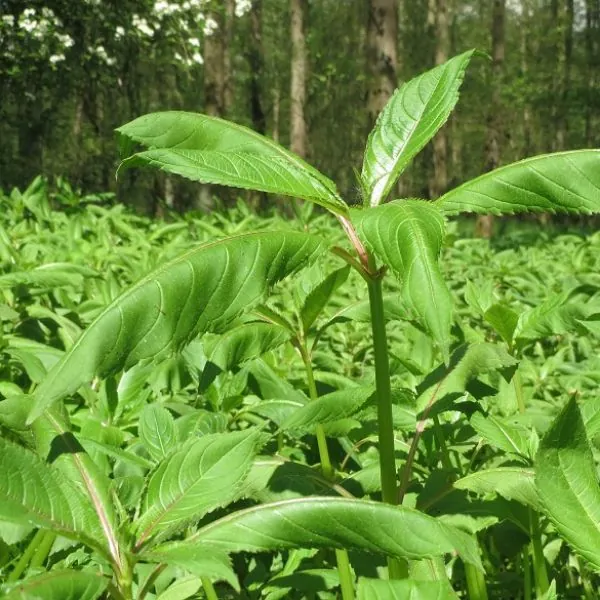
[[248, 0, 266, 134], [520, 0, 532, 157], [223, 0, 235, 116], [366, 0, 398, 127], [290, 0, 308, 158], [476, 0, 505, 239], [430, 0, 450, 198], [556, 0, 574, 150]]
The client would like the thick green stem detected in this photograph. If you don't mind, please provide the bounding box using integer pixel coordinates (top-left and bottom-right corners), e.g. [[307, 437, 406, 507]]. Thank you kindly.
[[367, 273, 407, 579], [464, 563, 489, 600], [514, 369, 526, 415], [201, 577, 219, 600], [522, 548, 532, 600], [8, 529, 45, 582], [335, 548, 356, 600], [529, 510, 549, 596]]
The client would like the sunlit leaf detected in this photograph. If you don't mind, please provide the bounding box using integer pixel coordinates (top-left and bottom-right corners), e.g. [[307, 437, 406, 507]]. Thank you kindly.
[[2, 570, 107, 600]]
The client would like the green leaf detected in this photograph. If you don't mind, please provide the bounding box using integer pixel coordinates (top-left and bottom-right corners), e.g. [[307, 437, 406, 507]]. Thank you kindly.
[[0, 263, 99, 290], [361, 51, 474, 206], [2, 570, 107, 600], [470, 412, 530, 459], [142, 546, 239, 591], [281, 386, 374, 432], [0, 438, 106, 554], [134, 429, 261, 548], [417, 343, 517, 412], [117, 112, 347, 215], [483, 303, 519, 345], [436, 150, 600, 216], [535, 397, 600, 571], [207, 322, 292, 371], [155, 576, 202, 600], [300, 266, 350, 333], [139, 404, 178, 461], [353, 200, 452, 357], [454, 468, 540, 510], [165, 497, 482, 568], [29, 231, 323, 421], [356, 577, 458, 600]]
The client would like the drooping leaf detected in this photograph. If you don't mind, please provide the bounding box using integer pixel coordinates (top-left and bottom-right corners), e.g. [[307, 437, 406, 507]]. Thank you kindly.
[[535, 397, 600, 572], [2, 570, 107, 600], [362, 50, 474, 207], [470, 412, 530, 459], [29, 232, 323, 421], [163, 497, 482, 568], [281, 386, 374, 432], [142, 545, 239, 591], [134, 429, 262, 548], [117, 112, 347, 215], [436, 150, 600, 216], [353, 200, 452, 357], [139, 404, 178, 461], [0, 437, 106, 554], [300, 266, 350, 333], [356, 577, 459, 600], [207, 322, 292, 371], [454, 468, 540, 510]]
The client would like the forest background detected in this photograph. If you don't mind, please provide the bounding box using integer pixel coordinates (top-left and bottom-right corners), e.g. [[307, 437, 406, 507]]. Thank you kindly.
[[1, 0, 599, 219]]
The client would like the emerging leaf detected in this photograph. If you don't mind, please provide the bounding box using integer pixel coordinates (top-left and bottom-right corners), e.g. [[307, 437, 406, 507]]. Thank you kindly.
[[362, 50, 474, 207], [117, 112, 348, 215]]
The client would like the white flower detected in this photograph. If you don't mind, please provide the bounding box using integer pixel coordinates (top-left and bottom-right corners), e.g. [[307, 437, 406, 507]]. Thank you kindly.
[[235, 0, 252, 18], [2, 15, 14, 27], [133, 14, 154, 37], [115, 26, 125, 38], [49, 53, 65, 64], [192, 51, 203, 64], [57, 33, 74, 48], [23, 8, 36, 18], [188, 37, 200, 47], [203, 16, 217, 35]]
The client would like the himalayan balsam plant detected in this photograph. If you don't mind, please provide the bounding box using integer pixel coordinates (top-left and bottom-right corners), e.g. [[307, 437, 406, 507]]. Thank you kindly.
[[2, 50, 600, 599]]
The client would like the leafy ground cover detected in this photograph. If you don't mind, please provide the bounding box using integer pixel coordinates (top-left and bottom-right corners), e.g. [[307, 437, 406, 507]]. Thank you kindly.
[[1, 176, 600, 599]]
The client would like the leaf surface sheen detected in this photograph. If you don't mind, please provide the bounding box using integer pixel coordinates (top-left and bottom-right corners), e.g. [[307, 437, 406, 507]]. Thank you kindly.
[[436, 150, 600, 216], [353, 200, 451, 357], [2, 569, 107, 600], [139, 404, 178, 461], [30, 231, 323, 421], [117, 112, 347, 215], [135, 429, 261, 547], [163, 497, 482, 568], [362, 51, 474, 206], [535, 397, 600, 572]]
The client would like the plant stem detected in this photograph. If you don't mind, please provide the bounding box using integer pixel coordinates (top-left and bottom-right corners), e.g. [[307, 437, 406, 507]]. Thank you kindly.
[[464, 563, 489, 600], [367, 272, 407, 579], [529, 510, 549, 596], [201, 577, 219, 600], [513, 369, 526, 414], [335, 548, 356, 600], [299, 341, 355, 598], [8, 529, 45, 582], [138, 563, 168, 600], [28, 531, 56, 569], [522, 548, 532, 600]]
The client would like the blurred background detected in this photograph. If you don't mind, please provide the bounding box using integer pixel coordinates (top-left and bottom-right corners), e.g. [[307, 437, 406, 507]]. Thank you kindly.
[[0, 0, 598, 216]]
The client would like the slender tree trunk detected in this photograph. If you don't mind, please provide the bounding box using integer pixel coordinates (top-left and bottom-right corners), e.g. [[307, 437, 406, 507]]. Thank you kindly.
[[223, 0, 235, 116], [248, 0, 266, 134], [430, 0, 450, 198], [290, 0, 308, 158], [272, 86, 281, 143], [521, 0, 532, 157], [366, 0, 398, 127], [556, 0, 574, 150], [476, 0, 505, 239]]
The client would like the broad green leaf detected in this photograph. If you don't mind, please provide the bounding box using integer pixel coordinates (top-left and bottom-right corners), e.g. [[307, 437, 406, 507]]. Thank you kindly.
[[300, 266, 350, 333], [0, 263, 98, 289], [267, 569, 340, 594], [357, 577, 458, 600], [483, 303, 519, 346], [454, 468, 540, 510], [207, 322, 292, 371], [470, 412, 530, 459], [139, 404, 178, 461], [417, 343, 517, 411], [0, 437, 106, 554], [155, 576, 201, 600], [436, 150, 600, 216], [142, 546, 239, 591], [2, 570, 107, 600], [167, 497, 482, 568], [30, 232, 323, 421], [281, 386, 374, 432], [117, 112, 347, 215], [535, 397, 600, 571], [362, 50, 474, 206], [353, 200, 451, 357], [134, 429, 261, 548]]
